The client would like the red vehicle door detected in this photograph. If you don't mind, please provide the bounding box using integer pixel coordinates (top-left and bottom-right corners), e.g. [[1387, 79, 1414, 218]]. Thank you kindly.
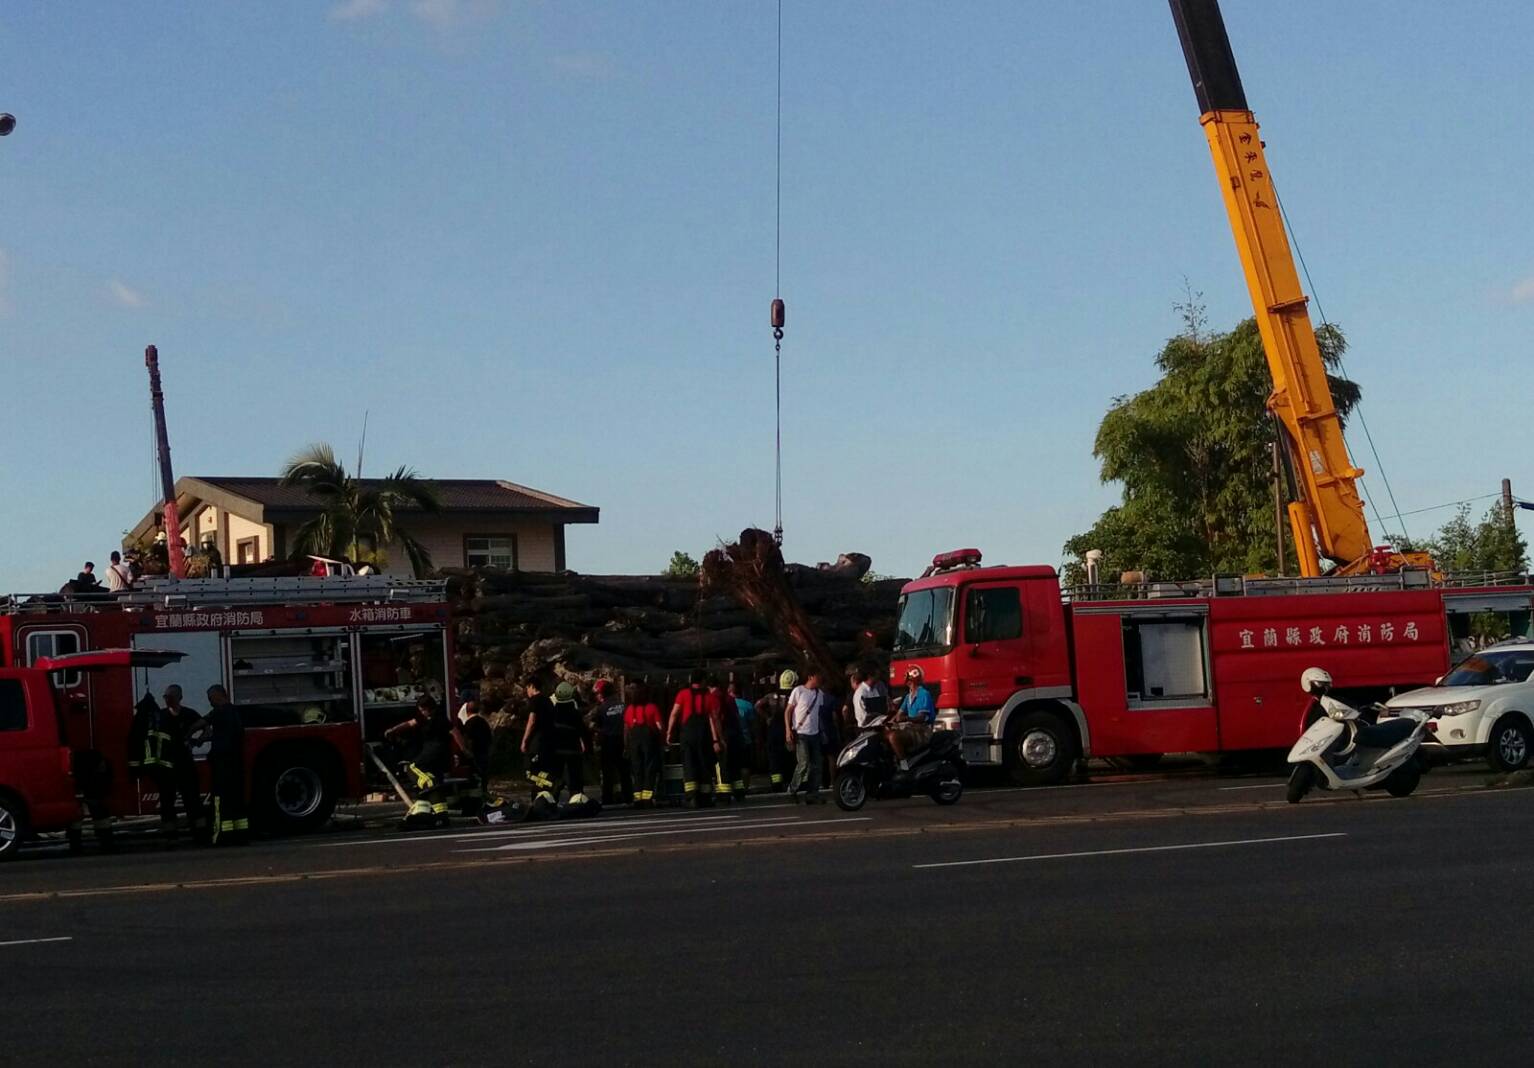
[[955, 581, 1032, 710], [0, 670, 79, 839]]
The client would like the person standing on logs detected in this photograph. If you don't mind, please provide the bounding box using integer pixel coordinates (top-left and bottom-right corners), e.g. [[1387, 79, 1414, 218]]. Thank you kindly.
[[667, 669, 722, 808], [755, 670, 796, 792], [624, 682, 663, 807]]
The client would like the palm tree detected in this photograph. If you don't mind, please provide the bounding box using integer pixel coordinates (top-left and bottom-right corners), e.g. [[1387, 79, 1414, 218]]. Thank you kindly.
[[279, 443, 442, 577]]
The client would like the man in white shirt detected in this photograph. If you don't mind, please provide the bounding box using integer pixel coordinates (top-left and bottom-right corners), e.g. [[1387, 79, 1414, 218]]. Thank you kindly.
[[785, 670, 826, 803], [105, 551, 133, 593], [852, 667, 889, 728]]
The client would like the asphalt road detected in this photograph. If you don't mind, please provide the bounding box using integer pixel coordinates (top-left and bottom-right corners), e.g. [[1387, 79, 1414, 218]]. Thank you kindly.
[[5, 767, 1533, 1065]]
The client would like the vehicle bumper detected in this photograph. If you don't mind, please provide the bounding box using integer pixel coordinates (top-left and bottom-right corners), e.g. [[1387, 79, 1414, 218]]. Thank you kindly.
[[1417, 739, 1485, 766]]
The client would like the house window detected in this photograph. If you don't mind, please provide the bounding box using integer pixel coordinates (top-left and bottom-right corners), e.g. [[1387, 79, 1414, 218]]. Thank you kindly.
[[464, 534, 517, 571], [0, 680, 26, 731], [237, 538, 260, 565], [25, 631, 82, 689]]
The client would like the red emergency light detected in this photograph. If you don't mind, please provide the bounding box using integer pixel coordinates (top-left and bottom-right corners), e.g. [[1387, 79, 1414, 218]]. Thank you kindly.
[[931, 548, 983, 572]]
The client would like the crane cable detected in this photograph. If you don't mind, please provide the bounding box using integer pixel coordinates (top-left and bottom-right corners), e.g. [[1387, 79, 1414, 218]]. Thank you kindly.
[[770, 0, 785, 547], [1273, 184, 1410, 544]]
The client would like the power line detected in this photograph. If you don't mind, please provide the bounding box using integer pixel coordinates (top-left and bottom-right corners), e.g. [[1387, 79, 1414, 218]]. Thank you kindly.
[[1273, 184, 1412, 541]]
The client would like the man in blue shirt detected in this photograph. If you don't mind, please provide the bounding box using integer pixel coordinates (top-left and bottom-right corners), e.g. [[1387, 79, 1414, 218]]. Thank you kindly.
[[890, 666, 936, 769]]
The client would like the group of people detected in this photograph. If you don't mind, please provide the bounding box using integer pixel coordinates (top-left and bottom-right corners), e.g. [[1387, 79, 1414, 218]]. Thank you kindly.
[[500, 663, 939, 810], [126, 682, 248, 846], [66, 551, 137, 595]]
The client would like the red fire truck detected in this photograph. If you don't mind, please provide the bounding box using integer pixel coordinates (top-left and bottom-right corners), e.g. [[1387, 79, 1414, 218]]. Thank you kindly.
[[0, 575, 454, 841], [890, 549, 1534, 785]]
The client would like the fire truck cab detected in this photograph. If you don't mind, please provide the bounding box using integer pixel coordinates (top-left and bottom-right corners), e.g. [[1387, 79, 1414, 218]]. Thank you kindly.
[[892, 550, 1532, 786], [0, 649, 184, 859], [0, 575, 454, 844]]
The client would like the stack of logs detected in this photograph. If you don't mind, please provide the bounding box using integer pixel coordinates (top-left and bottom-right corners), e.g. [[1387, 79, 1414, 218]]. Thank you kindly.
[[443, 551, 906, 725]]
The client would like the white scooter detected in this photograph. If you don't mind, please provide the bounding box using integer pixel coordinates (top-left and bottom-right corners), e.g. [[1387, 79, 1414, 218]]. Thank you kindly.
[[1286, 667, 1429, 803]]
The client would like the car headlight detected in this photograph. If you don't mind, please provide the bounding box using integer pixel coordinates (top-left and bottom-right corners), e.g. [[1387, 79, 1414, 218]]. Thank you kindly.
[[1436, 700, 1481, 717]]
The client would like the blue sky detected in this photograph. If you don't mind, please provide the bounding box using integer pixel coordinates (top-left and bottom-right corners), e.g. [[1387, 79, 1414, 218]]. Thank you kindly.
[[2, 0, 1530, 591]]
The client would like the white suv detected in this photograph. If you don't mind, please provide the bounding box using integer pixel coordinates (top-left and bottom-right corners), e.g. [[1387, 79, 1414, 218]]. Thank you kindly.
[[1384, 640, 1534, 773]]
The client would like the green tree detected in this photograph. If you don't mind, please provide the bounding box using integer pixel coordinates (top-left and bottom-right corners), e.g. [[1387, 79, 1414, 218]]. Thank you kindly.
[[663, 551, 700, 579], [279, 443, 442, 577], [1394, 503, 1528, 574], [1063, 312, 1360, 584]]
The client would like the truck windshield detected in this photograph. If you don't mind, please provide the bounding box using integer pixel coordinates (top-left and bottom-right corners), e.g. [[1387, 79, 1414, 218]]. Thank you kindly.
[[894, 587, 955, 656], [1442, 650, 1534, 687]]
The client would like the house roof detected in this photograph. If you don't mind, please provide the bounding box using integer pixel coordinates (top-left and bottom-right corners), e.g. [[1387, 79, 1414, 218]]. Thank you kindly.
[[193, 476, 595, 515], [127, 476, 598, 542]]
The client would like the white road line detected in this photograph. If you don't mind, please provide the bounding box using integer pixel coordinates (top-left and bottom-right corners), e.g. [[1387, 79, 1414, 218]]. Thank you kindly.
[[912, 831, 1347, 870], [1218, 782, 1286, 791], [462, 816, 872, 853], [0, 936, 74, 948], [314, 810, 768, 849]]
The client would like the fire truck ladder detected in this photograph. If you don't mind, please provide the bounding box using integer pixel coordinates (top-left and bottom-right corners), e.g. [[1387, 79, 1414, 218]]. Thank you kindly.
[[118, 575, 448, 608]]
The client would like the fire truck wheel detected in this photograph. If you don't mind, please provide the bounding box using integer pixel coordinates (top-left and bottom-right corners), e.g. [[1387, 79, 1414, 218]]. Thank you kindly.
[[1486, 716, 1531, 774], [1003, 709, 1078, 787], [0, 792, 27, 860], [253, 747, 339, 834]]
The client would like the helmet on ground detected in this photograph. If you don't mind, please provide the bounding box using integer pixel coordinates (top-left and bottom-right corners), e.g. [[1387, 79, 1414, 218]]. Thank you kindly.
[[553, 681, 578, 703], [778, 670, 799, 690], [1300, 667, 1333, 695]]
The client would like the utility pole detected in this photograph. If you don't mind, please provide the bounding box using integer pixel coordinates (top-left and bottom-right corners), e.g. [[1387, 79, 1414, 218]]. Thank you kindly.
[[1503, 478, 1515, 529]]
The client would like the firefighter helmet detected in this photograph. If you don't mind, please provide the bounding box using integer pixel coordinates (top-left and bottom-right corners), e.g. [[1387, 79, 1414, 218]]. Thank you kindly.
[[779, 670, 799, 690], [1300, 667, 1333, 695]]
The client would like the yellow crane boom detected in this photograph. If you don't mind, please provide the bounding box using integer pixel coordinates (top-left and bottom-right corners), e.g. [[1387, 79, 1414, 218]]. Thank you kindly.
[[1168, 0, 1429, 577]]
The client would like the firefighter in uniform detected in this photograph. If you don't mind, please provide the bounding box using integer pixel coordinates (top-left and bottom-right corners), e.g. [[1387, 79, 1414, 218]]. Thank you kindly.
[[199, 684, 248, 845], [128, 686, 209, 844], [385, 695, 458, 828], [624, 682, 663, 807], [755, 671, 797, 792], [66, 749, 117, 853], [712, 679, 748, 803], [667, 670, 722, 808], [521, 681, 591, 814], [456, 698, 495, 818], [586, 679, 631, 806]]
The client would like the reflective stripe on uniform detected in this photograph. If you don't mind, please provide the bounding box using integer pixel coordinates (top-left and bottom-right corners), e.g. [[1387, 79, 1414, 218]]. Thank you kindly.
[[770, 773, 784, 784], [408, 763, 435, 791]]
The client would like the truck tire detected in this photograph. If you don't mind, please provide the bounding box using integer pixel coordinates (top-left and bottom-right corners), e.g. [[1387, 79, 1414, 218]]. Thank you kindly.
[[1003, 709, 1078, 787], [1486, 715, 1531, 774], [253, 746, 340, 835], [0, 792, 28, 861]]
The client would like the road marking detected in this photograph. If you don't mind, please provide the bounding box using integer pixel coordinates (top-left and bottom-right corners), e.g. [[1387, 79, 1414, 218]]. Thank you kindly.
[[6, 785, 1527, 903], [312, 803, 802, 849], [315, 812, 746, 848], [1219, 783, 1286, 791], [0, 936, 74, 948], [461, 816, 871, 853], [912, 831, 1348, 870]]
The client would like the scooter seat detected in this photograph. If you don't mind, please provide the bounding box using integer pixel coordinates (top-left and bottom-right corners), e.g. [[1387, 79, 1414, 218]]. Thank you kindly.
[[1354, 718, 1415, 750]]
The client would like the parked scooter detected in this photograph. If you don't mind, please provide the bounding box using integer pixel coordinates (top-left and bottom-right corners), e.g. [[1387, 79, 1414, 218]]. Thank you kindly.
[[833, 715, 965, 811], [1287, 667, 1429, 803]]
